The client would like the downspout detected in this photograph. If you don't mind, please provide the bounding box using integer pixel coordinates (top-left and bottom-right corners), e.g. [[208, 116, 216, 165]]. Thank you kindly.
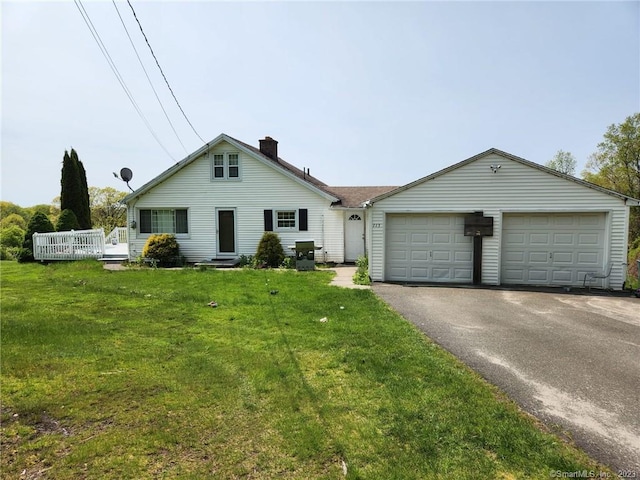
[[321, 214, 326, 263], [128, 197, 137, 261], [363, 200, 372, 279], [362, 206, 367, 257]]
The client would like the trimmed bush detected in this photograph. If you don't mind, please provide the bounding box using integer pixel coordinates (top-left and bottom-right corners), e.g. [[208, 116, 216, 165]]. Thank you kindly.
[[255, 232, 285, 268], [56, 209, 81, 232], [142, 234, 180, 266]]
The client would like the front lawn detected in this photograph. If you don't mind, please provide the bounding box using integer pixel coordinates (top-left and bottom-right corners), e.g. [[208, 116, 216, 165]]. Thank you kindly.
[[1, 261, 605, 479]]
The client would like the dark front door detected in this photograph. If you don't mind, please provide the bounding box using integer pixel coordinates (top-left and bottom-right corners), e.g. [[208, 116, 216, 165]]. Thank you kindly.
[[217, 209, 235, 254]]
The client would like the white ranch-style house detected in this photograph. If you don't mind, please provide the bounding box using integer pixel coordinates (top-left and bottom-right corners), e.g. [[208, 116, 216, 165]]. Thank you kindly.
[[121, 135, 637, 290], [35, 134, 639, 291], [123, 134, 395, 265]]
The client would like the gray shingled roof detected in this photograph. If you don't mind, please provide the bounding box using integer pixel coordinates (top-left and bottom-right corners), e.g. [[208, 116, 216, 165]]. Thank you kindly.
[[229, 136, 330, 189], [325, 186, 398, 208]]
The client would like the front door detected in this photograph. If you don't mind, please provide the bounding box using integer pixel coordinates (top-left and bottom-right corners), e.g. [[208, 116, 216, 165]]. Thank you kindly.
[[217, 209, 236, 256], [345, 210, 365, 262]]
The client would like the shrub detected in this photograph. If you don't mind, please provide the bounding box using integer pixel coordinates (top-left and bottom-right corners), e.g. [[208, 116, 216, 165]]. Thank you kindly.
[[142, 234, 180, 266], [18, 212, 55, 263], [238, 254, 255, 268], [255, 232, 285, 268], [281, 256, 295, 269], [0, 225, 25, 248], [353, 255, 371, 285], [627, 237, 640, 289], [0, 246, 20, 260], [56, 209, 81, 231]]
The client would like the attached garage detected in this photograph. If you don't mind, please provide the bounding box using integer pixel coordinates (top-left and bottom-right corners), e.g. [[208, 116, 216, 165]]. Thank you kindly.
[[366, 148, 639, 290], [501, 213, 606, 286], [385, 214, 472, 282]]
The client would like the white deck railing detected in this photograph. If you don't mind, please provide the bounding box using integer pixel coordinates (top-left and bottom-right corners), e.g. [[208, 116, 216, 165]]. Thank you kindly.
[[33, 227, 129, 261], [33, 229, 106, 261], [105, 226, 128, 246]]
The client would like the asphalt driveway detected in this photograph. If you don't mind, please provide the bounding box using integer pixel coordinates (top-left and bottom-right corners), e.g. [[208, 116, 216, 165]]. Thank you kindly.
[[372, 283, 640, 473]]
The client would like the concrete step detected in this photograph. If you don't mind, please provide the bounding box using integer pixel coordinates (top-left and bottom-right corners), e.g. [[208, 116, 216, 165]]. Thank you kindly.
[[194, 258, 240, 269], [99, 255, 129, 264]]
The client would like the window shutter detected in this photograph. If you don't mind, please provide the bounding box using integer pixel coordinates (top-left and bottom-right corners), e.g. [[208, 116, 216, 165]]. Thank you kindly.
[[139, 210, 151, 233], [299, 209, 308, 231], [264, 210, 273, 231], [175, 209, 188, 234]]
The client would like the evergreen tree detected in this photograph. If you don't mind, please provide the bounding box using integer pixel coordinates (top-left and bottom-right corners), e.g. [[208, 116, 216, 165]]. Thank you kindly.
[[73, 149, 92, 229], [60, 149, 92, 229], [56, 209, 81, 231], [18, 212, 55, 263]]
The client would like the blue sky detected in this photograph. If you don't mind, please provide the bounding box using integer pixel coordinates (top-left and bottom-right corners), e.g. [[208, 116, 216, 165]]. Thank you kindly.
[[2, 1, 639, 207]]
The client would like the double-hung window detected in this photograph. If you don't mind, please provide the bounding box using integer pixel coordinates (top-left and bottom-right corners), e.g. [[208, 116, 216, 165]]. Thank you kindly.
[[276, 210, 297, 229], [211, 152, 240, 180], [263, 209, 308, 232], [139, 209, 188, 234]]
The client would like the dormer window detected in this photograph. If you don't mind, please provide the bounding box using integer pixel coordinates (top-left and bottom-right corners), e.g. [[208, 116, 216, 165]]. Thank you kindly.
[[211, 152, 240, 180]]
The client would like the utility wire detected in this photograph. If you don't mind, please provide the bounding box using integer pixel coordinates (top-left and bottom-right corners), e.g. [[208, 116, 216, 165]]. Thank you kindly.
[[126, 0, 206, 144], [74, 0, 176, 161], [112, 0, 188, 155]]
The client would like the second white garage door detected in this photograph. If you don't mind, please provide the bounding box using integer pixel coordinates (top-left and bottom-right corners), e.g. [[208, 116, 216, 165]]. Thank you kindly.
[[386, 214, 473, 282], [501, 213, 606, 286]]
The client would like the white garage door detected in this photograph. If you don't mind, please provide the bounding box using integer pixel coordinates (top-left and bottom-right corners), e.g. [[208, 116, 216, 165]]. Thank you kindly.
[[386, 214, 473, 282], [501, 213, 606, 286]]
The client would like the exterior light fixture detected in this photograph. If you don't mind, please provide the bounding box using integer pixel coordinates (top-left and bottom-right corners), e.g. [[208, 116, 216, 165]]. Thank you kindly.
[[490, 164, 502, 173]]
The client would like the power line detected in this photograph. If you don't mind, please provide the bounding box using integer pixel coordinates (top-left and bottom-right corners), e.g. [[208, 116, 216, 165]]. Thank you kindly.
[[126, 0, 206, 144], [73, 0, 176, 161], [111, 0, 188, 155]]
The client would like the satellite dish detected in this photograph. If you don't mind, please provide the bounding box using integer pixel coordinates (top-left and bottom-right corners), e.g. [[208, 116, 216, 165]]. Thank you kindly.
[[120, 168, 133, 182]]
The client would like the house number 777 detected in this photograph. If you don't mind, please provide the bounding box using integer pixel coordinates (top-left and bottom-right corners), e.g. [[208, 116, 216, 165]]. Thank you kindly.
[[373, 223, 382, 228]]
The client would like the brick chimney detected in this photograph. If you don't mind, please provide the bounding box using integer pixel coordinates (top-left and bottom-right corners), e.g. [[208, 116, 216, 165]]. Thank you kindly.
[[259, 136, 278, 161]]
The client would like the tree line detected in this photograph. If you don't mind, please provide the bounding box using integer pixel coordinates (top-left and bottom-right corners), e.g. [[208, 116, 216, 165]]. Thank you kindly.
[[545, 113, 640, 242]]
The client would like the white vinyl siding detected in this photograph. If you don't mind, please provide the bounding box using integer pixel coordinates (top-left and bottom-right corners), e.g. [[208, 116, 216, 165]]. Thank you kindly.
[[369, 153, 630, 289], [128, 141, 343, 263]]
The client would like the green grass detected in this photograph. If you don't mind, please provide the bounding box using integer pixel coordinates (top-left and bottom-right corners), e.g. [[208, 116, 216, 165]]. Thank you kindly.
[[1, 260, 606, 479]]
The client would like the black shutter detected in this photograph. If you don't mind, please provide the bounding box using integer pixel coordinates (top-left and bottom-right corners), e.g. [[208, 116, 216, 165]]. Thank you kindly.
[[264, 210, 273, 231], [139, 209, 151, 233], [175, 209, 188, 234], [299, 208, 308, 231]]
